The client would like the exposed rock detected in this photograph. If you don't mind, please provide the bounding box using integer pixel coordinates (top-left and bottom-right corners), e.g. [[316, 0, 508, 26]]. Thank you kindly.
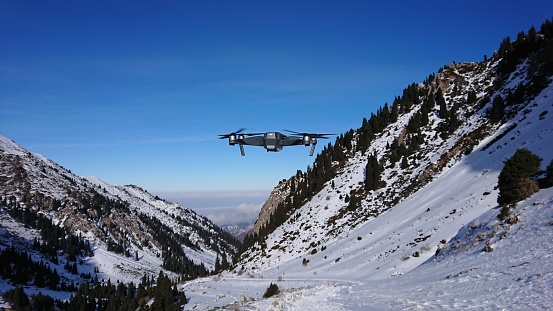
[[253, 179, 291, 234]]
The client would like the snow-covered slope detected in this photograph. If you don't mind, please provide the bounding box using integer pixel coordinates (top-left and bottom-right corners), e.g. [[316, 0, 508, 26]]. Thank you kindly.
[[223, 224, 254, 242], [0, 136, 239, 284], [2, 22, 552, 310], [181, 187, 553, 310], [267, 81, 551, 279], [179, 32, 553, 309]]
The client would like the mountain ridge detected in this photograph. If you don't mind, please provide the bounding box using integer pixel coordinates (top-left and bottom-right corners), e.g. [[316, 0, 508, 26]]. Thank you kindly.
[[0, 135, 240, 284]]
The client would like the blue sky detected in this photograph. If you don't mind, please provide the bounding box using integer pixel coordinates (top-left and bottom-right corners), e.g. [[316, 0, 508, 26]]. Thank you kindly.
[[1, 1, 551, 223]]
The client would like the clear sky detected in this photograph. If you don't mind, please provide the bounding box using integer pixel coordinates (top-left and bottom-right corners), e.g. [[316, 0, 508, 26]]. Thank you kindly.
[[1, 1, 551, 224]]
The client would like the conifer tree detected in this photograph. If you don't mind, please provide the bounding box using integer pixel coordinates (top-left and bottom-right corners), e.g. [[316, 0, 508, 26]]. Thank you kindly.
[[214, 254, 221, 274], [542, 159, 553, 188], [390, 102, 399, 122], [498, 148, 542, 206], [436, 88, 448, 119], [467, 90, 477, 105], [364, 154, 383, 191], [2, 286, 31, 311], [401, 156, 409, 169], [263, 283, 279, 298]]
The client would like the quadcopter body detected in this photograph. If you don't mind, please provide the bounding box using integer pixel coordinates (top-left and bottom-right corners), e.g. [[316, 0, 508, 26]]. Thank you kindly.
[[219, 129, 333, 156]]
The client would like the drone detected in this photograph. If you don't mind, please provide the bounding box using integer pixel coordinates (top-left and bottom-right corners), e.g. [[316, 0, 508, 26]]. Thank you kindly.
[[219, 129, 334, 156]]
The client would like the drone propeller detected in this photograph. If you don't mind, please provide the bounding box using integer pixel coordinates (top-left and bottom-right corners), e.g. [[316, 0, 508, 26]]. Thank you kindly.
[[218, 128, 246, 139], [218, 129, 264, 138], [219, 129, 264, 156], [283, 130, 335, 139]]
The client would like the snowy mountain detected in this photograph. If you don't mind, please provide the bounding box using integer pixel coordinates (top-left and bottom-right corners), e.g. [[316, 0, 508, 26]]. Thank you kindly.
[[2, 19, 552, 310], [0, 136, 240, 301], [222, 224, 254, 242], [179, 21, 553, 310]]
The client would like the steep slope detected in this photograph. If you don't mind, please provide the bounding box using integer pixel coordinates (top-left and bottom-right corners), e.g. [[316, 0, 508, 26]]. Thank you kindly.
[[253, 179, 290, 235], [239, 63, 552, 280], [182, 163, 553, 310], [238, 21, 553, 277], [244, 187, 553, 310], [179, 22, 553, 310], [0, 136, 240, 284]]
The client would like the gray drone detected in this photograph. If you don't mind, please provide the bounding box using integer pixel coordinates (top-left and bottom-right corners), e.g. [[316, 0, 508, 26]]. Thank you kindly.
[[219, 129, 334, 156]]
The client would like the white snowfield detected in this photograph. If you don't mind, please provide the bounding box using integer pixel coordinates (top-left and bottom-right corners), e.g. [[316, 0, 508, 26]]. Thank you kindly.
[[181, 74, 553, 309], [182, 189, 553, 310]]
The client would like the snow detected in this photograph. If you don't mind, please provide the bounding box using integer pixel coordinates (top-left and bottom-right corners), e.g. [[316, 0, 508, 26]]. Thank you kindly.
[[178, 68, 553, 309], [0, 135, 238, 306], [180, 183, 553, 311], [1, 54, 552, 310]]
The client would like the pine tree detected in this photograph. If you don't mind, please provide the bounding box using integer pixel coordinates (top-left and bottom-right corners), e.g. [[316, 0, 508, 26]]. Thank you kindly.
[[221, 255, 230, 271], [263, 283, 279, 298], [3, 286, 31, 311], [542, 159, 553, 188], [467, 90, 477, 105], [436, 88, 448, 119], [390, 101, 399, 122], [401, 156, 409, 169], [214, 254, 221, 274], [498, 148, 542, 206], [364, 154, 383, 191]]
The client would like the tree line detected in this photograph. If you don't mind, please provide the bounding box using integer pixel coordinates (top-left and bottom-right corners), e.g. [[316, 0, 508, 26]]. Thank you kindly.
[[2, 271, 186, 311]]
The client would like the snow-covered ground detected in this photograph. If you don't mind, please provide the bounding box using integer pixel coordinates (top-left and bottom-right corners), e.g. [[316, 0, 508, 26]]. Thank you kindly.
[[1, 49, 551, 310], [179, 73, 553, 310], [181, 181, 553, 311]]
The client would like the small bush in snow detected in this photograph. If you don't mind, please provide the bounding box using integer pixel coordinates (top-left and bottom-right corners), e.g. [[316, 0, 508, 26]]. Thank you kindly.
[[263, 283, 279, 298], [483, 244, 493, 252]]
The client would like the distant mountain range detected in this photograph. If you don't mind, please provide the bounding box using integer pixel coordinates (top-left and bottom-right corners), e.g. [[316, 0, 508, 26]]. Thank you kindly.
[[222, 224, 254, 242]]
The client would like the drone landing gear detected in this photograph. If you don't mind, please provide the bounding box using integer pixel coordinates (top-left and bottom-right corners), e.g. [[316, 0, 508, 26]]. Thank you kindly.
[[309, 143, 316, 156], [239, 144, 245, 156]]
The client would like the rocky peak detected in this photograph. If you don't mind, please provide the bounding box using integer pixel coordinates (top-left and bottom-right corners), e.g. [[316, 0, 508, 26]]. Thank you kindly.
[[253, 179, 291, 235]]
